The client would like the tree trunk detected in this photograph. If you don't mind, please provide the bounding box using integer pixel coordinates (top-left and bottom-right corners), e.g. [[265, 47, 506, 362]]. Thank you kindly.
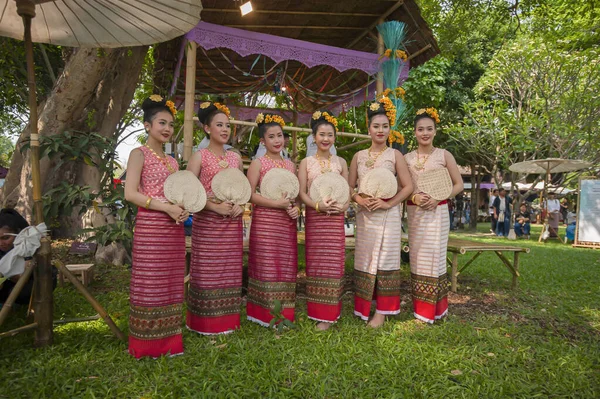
[[0, 47, 147, 236]]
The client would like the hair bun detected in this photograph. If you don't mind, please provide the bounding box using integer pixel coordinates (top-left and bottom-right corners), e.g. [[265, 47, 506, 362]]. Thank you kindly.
[[367, 101, 386, 119], [142, 94, 167, 112]]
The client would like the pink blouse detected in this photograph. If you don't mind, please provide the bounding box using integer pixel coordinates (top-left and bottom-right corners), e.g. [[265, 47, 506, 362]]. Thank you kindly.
[[258, 156, 296, 184], [306, 155, 343, 190], [356, 147, 396, 185], [198, 148, 242, 197], [138, 145, 179, 203]]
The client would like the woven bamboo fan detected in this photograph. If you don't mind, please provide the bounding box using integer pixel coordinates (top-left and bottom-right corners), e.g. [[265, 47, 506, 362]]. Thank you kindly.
[[359, 168, 398, 199], [211, 168, 252, 205], [260, 168, 299, 200], [309, 172, 350, 205], [164, 171, 207, 213], [416, 168, 453, 201]]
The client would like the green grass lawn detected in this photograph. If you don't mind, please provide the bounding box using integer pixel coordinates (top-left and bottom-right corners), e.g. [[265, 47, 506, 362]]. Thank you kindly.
[[1, 226, 599, 398]]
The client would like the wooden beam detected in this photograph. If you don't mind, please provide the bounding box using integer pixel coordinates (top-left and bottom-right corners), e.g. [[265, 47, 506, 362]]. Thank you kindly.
[[183, 41, 197, 162], [346, 1, 405, 48], [407, 44, 432, 61], [225, 25, 363, 30], [203, 9, 381, 17]]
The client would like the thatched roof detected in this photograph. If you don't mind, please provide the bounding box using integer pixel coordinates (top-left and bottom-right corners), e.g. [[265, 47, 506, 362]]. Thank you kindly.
[[154, 0, 439, 112]]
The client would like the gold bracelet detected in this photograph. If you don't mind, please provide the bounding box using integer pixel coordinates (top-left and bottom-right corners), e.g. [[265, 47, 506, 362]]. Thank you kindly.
[[315, 201, 320, 213], [145, 197, 152, 209], [294, 206, 301, 214], [411, 194, 417, 204]]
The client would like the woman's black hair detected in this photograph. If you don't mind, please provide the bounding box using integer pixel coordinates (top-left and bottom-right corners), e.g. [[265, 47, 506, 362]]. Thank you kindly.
[[367, 103, 389, 126], [310, 110, 337, 135], [197, 103, 227, 127], [0, 208, 29, 234], [141, 97, 173, 124], [413, 113, 437, 129]]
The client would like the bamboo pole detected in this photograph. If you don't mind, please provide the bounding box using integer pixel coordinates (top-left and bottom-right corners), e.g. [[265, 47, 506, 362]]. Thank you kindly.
[[376, 19, 385, 95], [337, 139, 372, 151], [195, 118, 371, 139], [53, 261, 125, 341], [0, 262, 34, 327], [17, 0, 54, 347], [183, 40, 197, 162], [0, 323, 38, 339]]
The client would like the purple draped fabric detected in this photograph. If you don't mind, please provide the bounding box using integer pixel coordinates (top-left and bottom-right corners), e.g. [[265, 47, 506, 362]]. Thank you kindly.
[[169, 22, 410, 112]]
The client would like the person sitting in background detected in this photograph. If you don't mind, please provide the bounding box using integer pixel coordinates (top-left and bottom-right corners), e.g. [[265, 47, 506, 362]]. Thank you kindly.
[[0, 208, 33, 305], [514, 203, 531, 239]]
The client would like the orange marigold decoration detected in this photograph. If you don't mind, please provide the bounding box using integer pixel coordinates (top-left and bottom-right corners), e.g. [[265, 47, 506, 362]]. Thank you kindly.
[[214, 103, 231, 118], [263, 114, 285, 127], [388, 130, 405, 145], [416, 107, 440, 124], [165, 100, 177, 117]]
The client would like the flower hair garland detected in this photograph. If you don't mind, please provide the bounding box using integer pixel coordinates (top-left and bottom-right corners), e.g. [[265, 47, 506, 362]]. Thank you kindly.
[[312, 110, 338, 128], [256, 113, 285, 127], [199, 101, 231, 118], [416, 107, 440, 124], [370, 96, 397, 126]]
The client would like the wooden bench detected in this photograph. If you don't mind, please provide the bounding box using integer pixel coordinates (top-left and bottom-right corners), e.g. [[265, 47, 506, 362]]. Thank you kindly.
[[58, 264, 95, 287]]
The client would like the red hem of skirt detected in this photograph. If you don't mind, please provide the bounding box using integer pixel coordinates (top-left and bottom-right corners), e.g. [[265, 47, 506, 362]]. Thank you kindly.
[[375, 294, 400, 313], [128, 334, 183, 359], [247, 302, 295, 325], [307, 301, 342, 323], [413, 297, 448, 322], [354, 296, 371, 319], [185, 312, 240, 334]]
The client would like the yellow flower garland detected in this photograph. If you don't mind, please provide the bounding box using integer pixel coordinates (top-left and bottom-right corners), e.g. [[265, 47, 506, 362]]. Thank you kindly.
[[165, 100, 177, 117], [416, 107, 440, 124], [214, 103, 231, 118]]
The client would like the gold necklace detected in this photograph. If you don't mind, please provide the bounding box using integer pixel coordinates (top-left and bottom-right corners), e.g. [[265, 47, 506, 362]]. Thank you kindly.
[[265, 153, 286, 168], [206, 146, 229, 169], [414, 147, 435, 171], [365, 147, 385, 168], [144, 144, 175, 174], [315, 153, 332, 173]]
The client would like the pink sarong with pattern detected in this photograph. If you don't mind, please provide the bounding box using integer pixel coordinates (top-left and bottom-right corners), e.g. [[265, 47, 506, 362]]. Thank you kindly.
[[247, 156, 298, 327], [304, 155, 346, 323], [187, 149, 244, 335], [129, 146, 185, 359]]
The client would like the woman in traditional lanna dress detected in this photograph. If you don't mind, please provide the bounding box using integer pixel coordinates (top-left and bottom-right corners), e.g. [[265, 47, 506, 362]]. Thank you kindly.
[[405, 108, 463, 324], [246, 113, 300, 327], [125, 95, 189, 358], [186, 102, 245, 335], [298, 110, 349, 330], [348, 99, 413, 328]]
